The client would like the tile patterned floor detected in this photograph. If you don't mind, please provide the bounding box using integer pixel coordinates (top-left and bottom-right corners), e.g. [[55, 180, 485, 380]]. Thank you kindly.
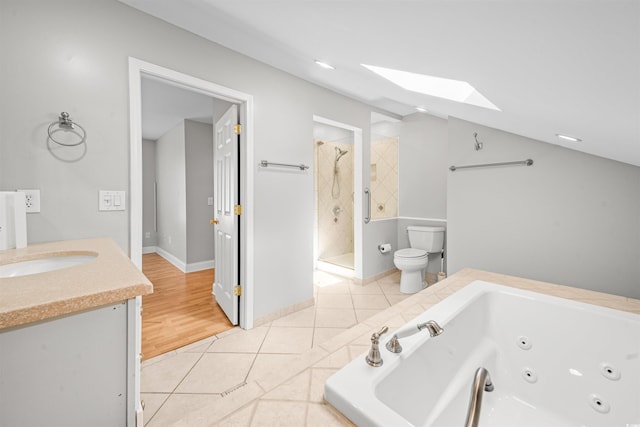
[[141, 268, 640, 427], [141, 269, 410, 426]]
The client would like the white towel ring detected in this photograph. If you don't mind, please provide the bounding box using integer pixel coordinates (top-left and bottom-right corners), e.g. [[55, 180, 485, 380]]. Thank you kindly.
[[47, 112, 86, 146]]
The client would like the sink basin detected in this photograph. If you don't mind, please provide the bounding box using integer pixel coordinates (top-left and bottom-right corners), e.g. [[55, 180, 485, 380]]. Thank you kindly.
[[0, 254, 97, 278]]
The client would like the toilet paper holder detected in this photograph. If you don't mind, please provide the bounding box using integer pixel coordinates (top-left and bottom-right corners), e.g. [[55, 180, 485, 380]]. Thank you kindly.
[[378, 243, 392, 254]]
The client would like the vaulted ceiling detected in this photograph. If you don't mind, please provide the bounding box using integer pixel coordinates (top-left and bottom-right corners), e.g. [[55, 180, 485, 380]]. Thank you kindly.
[[122, 0, 640, 166]]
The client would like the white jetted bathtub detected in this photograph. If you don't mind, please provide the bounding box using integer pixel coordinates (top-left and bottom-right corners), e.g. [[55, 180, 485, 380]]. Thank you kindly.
[[324, 280, 640, 426]]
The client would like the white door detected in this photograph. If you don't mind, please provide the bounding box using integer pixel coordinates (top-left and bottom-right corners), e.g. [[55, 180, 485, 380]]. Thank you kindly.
[[213, 105, 240, 325]]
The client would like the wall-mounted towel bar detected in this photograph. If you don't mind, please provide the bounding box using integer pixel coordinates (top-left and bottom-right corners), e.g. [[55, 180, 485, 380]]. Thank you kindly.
[[449, 159, 533, 172], [260, 160, 309, 170]]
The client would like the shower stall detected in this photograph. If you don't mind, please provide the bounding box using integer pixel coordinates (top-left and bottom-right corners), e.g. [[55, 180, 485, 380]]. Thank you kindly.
[[314, 124, 355, 271]]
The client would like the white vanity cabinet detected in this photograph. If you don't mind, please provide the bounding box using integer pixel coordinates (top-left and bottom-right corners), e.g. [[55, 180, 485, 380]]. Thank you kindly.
[[0, 299, 139, 427]]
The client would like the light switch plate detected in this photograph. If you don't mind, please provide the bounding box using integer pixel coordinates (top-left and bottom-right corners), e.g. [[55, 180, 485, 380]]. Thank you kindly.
[[99, 190, 126, 211]]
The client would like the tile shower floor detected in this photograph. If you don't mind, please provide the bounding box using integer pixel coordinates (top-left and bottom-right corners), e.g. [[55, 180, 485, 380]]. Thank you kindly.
[[141, 269, 410, 426]]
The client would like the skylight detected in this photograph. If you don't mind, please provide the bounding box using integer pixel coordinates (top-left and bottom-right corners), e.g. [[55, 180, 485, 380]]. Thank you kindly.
[[362, 64, 500, 111]]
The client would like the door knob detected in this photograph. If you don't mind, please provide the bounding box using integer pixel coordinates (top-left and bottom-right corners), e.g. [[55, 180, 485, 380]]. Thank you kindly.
[[210, 219, 219, 224]]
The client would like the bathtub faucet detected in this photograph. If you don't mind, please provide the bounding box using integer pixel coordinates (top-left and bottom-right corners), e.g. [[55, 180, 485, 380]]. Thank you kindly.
[[385, 320, 443, 353], [465, 367, 494, 427]]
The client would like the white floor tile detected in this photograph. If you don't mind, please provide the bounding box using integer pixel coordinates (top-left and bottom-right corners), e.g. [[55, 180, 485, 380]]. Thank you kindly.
[[262, 369, 311, 401], [260, 327, 314, 354], [247, 353, 301, 383], [348, 282, 383, 294], [271, 306, 315, 327], [145, 393, 221, 427], [315, 308, 357, 328], [175, 353, 255, 394], [141, 352, 202, 393], [207, 326, 269, 353], [250, 400, 308, 427], [313, 327, 348, 347], [351, 294, 390, 309], [316, 293, 354, 309], [140, 393, 169, 424]]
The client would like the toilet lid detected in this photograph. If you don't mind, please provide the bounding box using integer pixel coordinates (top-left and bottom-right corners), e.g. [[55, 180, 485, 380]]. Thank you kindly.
[[395, 248, 427, 258]]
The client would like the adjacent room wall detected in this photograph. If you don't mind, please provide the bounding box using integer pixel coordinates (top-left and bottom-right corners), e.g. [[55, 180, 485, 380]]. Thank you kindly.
[[155, 122, 187, 263], [185, 120, 214, 265], [142, 139, 157, 249], [447, 117, 640, 298]]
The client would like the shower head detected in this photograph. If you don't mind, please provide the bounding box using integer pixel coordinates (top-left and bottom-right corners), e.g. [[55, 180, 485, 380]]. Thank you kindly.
[[335, 147, 348, 161]]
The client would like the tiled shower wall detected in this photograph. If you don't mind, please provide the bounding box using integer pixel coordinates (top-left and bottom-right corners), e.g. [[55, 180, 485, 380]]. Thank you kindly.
[[315, 140, 354, 260], [370, 137, 399, 220]]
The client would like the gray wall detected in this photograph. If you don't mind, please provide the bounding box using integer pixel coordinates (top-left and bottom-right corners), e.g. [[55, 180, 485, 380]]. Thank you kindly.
[[185, 120, 214, 264], [142, 139, 157, 248], [0, 0, 376, 320], [155, 122, 187, 262], [447, 117, 640, 298], [399, 113, 448, 219]]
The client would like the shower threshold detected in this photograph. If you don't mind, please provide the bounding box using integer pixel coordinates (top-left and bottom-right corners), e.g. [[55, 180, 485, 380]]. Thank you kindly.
[[317, 252, 354, 278], [322, 252, 354, 269]]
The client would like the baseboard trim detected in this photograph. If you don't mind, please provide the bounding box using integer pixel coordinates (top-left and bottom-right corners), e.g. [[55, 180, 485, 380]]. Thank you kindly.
[[155, 247, 187, 272], [153, 247, 214, 273], [142, 246, 157, 254], [253, 298, 315, 327], [185, 260, 215, 273], [354, 268, 398, 285]]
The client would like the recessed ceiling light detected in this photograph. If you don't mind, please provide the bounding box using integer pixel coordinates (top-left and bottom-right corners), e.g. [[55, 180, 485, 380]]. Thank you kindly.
[[556, 134, 582, 142], [314, 60, 335, 70], [362, 64, 500, 111], [415, 107, 428, 113]]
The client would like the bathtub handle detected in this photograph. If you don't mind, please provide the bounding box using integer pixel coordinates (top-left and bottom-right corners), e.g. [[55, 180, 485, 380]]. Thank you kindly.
[[365, 326, 388, 367]]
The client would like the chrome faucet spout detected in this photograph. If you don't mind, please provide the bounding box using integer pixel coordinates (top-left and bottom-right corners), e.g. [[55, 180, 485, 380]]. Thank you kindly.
[[385, 320, 443, 353], [465, 367, 494, 427]]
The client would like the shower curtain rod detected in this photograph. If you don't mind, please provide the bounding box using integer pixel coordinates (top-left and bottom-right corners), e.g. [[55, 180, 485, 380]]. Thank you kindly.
[[260, 160, 309, 170], [449, 159, 533, 172]]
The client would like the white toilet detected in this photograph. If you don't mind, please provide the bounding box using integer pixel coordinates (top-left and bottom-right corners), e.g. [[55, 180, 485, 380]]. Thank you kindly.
[[394, 226, 445, 294]]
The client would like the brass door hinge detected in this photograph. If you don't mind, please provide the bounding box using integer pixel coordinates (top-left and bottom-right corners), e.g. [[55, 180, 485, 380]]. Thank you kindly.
[[233, 285, 242, 296], [234, 205, 243, 215], [234, 124, 242, 135]]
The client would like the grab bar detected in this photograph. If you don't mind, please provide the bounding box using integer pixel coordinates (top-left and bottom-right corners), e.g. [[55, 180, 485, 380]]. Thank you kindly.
[[449, 159, 533, 171], [364, 188, 371, 223], [464, 367, 494, 427], [260, 160, 309, 170]]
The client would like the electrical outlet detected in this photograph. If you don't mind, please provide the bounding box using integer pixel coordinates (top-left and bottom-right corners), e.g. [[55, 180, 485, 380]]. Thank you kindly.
[[17, 189, 40, 213]]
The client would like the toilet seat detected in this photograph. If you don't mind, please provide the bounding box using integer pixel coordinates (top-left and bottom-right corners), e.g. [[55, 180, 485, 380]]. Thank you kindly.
[[394, 248, 427, 259]]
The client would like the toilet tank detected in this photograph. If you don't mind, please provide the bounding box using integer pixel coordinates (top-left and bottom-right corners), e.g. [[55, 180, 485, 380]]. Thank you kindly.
[[407, 226, 445, 253]]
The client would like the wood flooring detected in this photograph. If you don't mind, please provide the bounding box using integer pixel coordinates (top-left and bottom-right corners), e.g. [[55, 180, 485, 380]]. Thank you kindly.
[[141, 253, 234, 360]]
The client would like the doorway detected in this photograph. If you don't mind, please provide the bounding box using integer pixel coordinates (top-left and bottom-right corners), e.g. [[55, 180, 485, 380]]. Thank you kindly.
[[312, 116, 363, 279], [128, 58, 256, 332], [314, 123, 354, 273]]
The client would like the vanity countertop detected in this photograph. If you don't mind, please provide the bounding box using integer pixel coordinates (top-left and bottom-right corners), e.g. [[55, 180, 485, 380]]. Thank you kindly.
[[0, 238, 153, 329]]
